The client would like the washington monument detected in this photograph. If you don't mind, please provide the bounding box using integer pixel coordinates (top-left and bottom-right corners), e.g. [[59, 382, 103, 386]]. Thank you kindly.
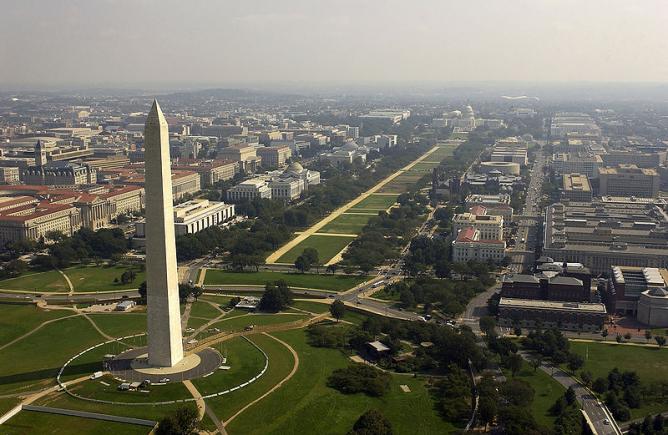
[[144, 100, 184, 367]]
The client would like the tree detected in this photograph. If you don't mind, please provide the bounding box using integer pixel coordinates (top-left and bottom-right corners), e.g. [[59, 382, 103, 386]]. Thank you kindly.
[[529, 355, 542, 372], [565, 386, 577, 406], [655, 335, 666, 348], [479, 316, 496, 336], [567, 353, 584, 373], [326, 264, 339, 275], [348, 409, 393, 435], [330, 300, 346, 322], [120, 269, 137, 284], [601, 329, 609, 341], [500, 379, 535, 407], [507, 353, 523, 378], [653, 414, 665, 432], [645, 330, 652, 343], [399, 290, 415, 308], [138, 281, 147, 304], [592, 377, 608, 394], [580, 370, 593, 387], [156, 406, 200, 435], [294, 255, 312, 273], [302, 247, 320, 267], [258, 281, 293, 312], [478, 396, 497, 429]]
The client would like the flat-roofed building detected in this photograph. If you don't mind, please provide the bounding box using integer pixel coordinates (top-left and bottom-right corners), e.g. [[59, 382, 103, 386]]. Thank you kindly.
[[599, 164, 659, 198], [562, 173, 592, 201], [218, 144, 256, 163], [172, 160, 237, 187], [171, 171, 201, 200], [226, 178, 271, 202], [465, 194, 513, 220], [498, 297, 606, 331], [551, 153, 602, 178], [135, 199, 235, 237], [602, 151, 663, 169], [257, 145, 292, 169], [609, 266, 668, 314], [543, 201, 668, 274], [453, 212, 503, 240]]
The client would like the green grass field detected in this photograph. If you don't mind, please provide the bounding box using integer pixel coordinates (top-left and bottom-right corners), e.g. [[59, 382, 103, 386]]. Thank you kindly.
[[66, 265, 145, 292], [0, 303, 72, 346], [570, 341, 668, 385], [204, 270, 367, 291], [408, 162, 440, 172], [189, 300, 223, 320], [569, 341, 668, 418], [0, 265, 145, 293], [35, 388, 186, 423], [348, 194, 398, 211], [277, 235, 357, 265], [87, 313, 147, 338], [69, 374, 191, 403], [202, 313, 308, 338], [504, 361, 564, 428], [193, 337, 266, 395], [226, 329, 458, 435], [290, 300, 331, 314], [2, 411, 149, 435], [0, 270, 69, 292], [319, 214, 374, 235], [205, 333, 296, 421], [0, 316, 104, 395]]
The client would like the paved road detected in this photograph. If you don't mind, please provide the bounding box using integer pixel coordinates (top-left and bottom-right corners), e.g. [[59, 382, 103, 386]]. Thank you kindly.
[[458, 281, 501, 334], [203, 283, 419, 322], [519, 351, 621, 435], [506, 146, 545, 273]]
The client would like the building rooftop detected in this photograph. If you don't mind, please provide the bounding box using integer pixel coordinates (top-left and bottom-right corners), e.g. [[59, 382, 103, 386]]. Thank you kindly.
[[562, 173, 591, 192], [499, 297, 607, 314]]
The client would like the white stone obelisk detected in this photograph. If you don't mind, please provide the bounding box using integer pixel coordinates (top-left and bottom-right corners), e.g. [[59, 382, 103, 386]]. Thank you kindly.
[[144, 99, 184, 367]]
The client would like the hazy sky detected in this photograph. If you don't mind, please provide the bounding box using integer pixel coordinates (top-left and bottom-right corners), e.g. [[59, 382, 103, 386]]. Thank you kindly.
[[1, 0, 667, 88]]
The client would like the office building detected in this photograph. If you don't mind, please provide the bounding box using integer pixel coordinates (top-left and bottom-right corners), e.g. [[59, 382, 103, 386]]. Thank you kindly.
[[453, 212, 503, 240], [257, 145, 292, 169], [226, 179, 271, 202], [464, 194, 513, 220], [451, 227, 506, 263], [598, 165, 659, 198], [562, 173, 592, 201], [498, 298, 606, 331], [136, 199, 235, 237], [551, 153, 602, 178], [543, 201, 668, 274]]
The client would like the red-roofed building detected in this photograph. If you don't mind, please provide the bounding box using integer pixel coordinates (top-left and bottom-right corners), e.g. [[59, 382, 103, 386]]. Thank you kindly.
[[452, 226, 506, 263], [0, 201, 81, 243]]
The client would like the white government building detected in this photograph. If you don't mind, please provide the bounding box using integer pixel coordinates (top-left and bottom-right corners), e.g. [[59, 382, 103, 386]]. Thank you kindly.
[[136, 199, 235, 237]]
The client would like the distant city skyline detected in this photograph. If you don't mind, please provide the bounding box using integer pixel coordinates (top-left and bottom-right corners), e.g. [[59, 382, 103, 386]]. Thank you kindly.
[[1, 0, 667, 87]]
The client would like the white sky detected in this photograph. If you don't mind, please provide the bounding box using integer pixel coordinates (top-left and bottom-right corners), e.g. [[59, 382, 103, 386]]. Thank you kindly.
[[1, 0, 667, 87]]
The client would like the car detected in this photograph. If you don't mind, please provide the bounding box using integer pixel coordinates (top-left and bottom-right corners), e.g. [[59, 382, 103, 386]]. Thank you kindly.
[[159, 378, 170, 383], [603, 419, 610, 425]]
